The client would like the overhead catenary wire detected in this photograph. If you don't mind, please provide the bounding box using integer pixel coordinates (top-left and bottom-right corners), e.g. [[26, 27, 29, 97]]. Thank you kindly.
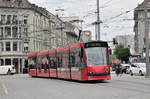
[[82, 0, 142, 40], [100, 0, 113, 8], [103, 10, 132, 23], [85, 9, 133, 27], [83, 0, 134, 26]]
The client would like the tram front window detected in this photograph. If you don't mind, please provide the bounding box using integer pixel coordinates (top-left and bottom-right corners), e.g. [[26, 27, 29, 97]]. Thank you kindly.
[[85, 47, 108, 66]]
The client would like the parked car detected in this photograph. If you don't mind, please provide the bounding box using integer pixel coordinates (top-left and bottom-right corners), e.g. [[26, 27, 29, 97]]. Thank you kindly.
[[120, 64, 130, 74], [0, 65, 16, 75], [129, 63, 146, 76]]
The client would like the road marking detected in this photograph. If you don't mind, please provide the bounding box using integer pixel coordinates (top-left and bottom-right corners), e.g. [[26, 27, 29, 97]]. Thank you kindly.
[[2, 83, 8, 95]]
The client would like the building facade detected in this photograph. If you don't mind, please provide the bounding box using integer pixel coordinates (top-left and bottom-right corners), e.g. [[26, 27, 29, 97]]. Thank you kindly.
[[134, 1, 150, 54], [0, 0, 79, 73], [115, 35, 135, 55], [61, 16, 81, 45], [81, 30, 91, 42]]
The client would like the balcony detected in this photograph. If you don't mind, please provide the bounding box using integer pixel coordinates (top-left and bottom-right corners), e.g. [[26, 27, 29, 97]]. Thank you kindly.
[[0, 51, 26, 56], [0, 21, 18, 25]]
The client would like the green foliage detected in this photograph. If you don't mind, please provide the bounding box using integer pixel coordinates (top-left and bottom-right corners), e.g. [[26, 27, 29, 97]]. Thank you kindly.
[[110, 54, 117, 66], [114, 45, 131, 63], [110, 54, 117, 61]]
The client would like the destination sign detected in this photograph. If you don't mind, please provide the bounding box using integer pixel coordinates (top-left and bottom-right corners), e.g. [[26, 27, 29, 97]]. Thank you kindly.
[[84, 42, 108, 48]]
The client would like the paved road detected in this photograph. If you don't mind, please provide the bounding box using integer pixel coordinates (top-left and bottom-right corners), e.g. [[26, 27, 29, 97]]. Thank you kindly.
[[0, 73, 150, 99]]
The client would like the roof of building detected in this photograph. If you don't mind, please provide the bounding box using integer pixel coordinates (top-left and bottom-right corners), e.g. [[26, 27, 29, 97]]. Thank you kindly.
[[0, 0, 52, 18], [136, 0, 150, 9], [0, 0, 32, 8]]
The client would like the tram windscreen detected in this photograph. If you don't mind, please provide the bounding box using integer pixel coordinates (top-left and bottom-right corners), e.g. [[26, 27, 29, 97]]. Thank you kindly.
[[85, 47, 108, 66]]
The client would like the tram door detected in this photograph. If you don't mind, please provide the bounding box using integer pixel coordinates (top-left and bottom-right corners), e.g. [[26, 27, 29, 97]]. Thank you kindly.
[[36, 55, 49, 77], [49, 53, 57, 77], [70, 47, 82, 80]]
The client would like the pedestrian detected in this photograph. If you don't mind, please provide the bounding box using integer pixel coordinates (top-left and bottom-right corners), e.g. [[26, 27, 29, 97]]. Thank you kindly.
[[121, 66, 126, 74], [7, 68, 11, 75], [115, 63, 122, 77]]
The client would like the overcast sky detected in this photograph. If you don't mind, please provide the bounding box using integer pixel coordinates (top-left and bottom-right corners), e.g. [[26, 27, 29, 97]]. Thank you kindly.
[[29, 0, 143, 41]]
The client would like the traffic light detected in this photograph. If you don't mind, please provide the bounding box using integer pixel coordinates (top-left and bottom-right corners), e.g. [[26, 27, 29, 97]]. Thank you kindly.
[[113, 38, 118, 45], [113, 38, 116, 45]]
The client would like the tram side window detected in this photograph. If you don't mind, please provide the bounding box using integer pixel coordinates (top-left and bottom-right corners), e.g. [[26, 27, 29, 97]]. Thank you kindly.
[[57, 54, 62, 68], [49, 54, 56, 69], [37, 56, 42, 72], [70, 48, 81, 68], [70, 51, 76, 67], [71, 47, 86, 69], [75, 48, 81, 67], [62, 51, 69, 69], [41, 55, 49, 72], [28, 57, 36, 69], [71, 55, 75, 67]]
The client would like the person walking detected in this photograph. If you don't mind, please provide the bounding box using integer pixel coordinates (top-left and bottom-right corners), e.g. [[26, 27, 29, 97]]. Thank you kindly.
[[7, 68, 11, 75], [115, 63, 122, 77]]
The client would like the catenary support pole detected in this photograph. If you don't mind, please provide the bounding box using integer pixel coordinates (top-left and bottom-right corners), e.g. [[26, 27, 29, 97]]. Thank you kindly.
[[97, 0, 100, 40], [144, 0, 150, 77]]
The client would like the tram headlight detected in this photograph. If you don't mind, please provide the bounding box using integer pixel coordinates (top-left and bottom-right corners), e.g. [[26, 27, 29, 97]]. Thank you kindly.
[[88, 71, 93, 75]]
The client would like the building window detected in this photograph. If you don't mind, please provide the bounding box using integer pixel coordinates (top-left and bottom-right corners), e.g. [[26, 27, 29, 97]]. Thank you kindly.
[[5, 27, 11, 38], [0, 27, 3, 38], [19, 42, 22, 51], [19, 27, 21, 38], [6, 42, 11, 51], [0, 42, 4, 51], [6, 15, 11, 24], [18, 0, 23, 7], [13, 42, 17, 51], [24, 16, 28, 24], [12, 15, 17, 24], [24, 19, 27, 24], [5, 59, 11, 65], [24, 28, 28, 36], [0, 59, 4, 66], [1, 15, 6, 24], [12, 26, 18, 38], [24, 42, 28, 52]]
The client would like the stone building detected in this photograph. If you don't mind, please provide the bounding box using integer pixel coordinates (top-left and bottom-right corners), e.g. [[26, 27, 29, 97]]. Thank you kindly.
[[115, 35, 135, 55], [63, 21, 78, 45], [81, 30, 91, 42], [0, 0, 79, 73], [61, 16, 83, 44], [134, 0, 150, 54]]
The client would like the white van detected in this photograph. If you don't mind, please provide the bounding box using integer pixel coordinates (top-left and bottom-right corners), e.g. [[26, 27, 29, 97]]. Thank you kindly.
[[0, 65, 16, 75]]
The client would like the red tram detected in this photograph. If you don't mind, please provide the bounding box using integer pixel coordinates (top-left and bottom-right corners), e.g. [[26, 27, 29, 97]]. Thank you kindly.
[[28, 41, 111, 81]]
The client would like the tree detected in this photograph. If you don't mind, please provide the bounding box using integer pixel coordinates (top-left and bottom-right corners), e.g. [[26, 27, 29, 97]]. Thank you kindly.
[[114, 45, 131, 63]]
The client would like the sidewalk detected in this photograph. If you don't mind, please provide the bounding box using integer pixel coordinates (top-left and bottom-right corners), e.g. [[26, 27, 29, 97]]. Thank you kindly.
[[111, 71, 150, 83]]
